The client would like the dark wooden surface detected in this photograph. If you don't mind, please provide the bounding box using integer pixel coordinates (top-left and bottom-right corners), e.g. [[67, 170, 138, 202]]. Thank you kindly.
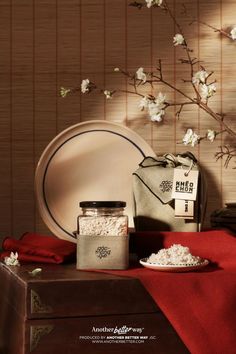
[[0, 262, 190, 354], [0, 263, 158, 319]]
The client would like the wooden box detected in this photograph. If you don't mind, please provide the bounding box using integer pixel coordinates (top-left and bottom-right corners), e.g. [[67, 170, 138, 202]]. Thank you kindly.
[[0, 262, 189, 354]]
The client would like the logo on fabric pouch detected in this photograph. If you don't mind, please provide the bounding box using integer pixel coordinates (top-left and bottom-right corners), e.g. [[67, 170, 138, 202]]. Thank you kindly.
[[159, 180, 173, 193]]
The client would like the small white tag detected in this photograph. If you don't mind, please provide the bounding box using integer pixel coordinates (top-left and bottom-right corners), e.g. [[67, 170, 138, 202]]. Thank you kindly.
[[171, 168, 199, 201], [175, 199, 194, 219]]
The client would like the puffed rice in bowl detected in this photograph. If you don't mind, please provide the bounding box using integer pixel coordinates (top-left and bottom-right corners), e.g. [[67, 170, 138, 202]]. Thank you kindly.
[[146, 244, 203, 266]]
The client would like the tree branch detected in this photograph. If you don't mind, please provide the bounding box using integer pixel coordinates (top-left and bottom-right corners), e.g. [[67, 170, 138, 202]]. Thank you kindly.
[[191, 20, 231, 40], [215, 146, 236, 168]]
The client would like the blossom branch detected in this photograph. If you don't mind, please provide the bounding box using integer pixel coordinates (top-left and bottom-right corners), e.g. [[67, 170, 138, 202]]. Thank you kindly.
[[129, 0, 236, 141], [150, 75, 194, 102], [180, 129, 227, 148], [199, 101, 235, 137], [163, 0, 201, 101], [190, 20, 232, 40], [60, 0, 236, 166], [165, 101, 196, 119], [215, 146, 236, 168]]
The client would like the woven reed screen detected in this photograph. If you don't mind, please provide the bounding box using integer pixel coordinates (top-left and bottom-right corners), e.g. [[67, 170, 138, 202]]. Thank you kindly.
[[0, 0, 235, 240]]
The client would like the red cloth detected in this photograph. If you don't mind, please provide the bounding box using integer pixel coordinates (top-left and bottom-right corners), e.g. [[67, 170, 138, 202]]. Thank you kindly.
[[101, 230, 236, 354], [0, 232, 76, 264]]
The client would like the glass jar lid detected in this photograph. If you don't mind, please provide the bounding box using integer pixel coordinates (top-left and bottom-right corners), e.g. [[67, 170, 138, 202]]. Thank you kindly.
[[79, 201, 126, 208]]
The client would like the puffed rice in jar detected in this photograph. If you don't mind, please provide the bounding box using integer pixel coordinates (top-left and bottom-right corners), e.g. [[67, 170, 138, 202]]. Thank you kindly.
[[78, 201, 128, 236]]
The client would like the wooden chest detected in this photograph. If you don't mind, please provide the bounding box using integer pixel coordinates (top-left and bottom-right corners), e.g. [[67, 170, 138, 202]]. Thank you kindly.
[[0, 263, 189, 354]]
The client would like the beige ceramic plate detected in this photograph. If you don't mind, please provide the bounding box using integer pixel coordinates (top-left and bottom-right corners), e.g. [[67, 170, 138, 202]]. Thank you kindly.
[[35, 120, 156, 242], [139, 258, 209, 272]]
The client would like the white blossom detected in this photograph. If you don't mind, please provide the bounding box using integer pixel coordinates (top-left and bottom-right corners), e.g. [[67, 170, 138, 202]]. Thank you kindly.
[[183, 128, 200, 147], [207, 129, 216, 142], [155, 92, 166, 109], [81, 79, 90, 93], [192, 70, 209, 85], [173, 33, 185, 46], [114, 67, 120, 72], [60, 87, 71, 98], [103, 90, 112, 99], [140, 92, 166, 122], [139, 96, 151, 110], [148, 102, 164, 122], [230, 27, 236, 40], [200, 83, 216, 100], [4, 252, 20, 266], [145, 0, 162, 8], [136, 67, 147, 83], [150, 109, 165, 122]]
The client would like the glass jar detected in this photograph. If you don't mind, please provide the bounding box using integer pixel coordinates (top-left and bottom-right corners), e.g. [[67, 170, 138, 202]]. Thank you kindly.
[[78, 201, 128, 236]]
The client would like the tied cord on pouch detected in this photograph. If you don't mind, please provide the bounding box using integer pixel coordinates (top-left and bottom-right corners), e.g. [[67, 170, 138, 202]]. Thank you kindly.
[[138, 152, 197, 170]]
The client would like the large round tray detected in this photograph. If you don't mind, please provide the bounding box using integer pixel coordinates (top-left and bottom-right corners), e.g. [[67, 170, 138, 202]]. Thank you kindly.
[[35, 120, 156, 242]]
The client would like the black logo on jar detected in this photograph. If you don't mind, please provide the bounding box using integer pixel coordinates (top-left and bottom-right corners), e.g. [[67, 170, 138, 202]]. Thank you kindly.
[[95, 246, 111, 259]]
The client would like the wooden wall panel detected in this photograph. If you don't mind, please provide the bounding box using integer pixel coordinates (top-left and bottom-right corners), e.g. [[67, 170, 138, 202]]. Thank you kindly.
[[34, 0, 57, 234], [11, 1, 35, 236], [152, 1, 176, 155], [222, 0, 236, 205], [0, 1, 11, 236], [80, 0, 104, 122], [57, 0, 81, 132], [0, 0, 236, 242], [127, 3, 152, 145], [198, 0, 223, 223], [174, 0, 200, 160], [105, 0, 126, 123]]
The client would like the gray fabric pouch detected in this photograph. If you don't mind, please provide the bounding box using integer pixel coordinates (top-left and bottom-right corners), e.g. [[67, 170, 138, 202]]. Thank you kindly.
[[133, 152, 207, 232]]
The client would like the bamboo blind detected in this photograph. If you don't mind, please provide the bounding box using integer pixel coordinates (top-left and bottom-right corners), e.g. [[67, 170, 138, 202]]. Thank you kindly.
[[0, 0, 235, 241]]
